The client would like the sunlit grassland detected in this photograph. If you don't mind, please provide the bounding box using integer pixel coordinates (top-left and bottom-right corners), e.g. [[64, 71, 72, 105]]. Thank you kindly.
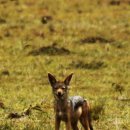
[[0, 0, 130, 129]]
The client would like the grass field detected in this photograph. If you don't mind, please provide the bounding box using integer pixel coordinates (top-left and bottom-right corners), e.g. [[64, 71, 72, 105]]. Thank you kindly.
[[0, 0, 130, 129]]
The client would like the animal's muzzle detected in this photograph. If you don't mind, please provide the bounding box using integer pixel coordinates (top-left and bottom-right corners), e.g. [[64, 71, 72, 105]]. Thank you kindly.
[[57, 92, 63, 97], [58, 91, 62, 96]]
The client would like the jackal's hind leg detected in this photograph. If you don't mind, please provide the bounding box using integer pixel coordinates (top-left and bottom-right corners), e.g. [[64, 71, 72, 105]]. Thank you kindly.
[[80, 101, 93, 130], [71, 120, 79, 130]]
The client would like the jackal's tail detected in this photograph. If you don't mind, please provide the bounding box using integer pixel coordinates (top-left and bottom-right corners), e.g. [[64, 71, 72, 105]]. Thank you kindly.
[[86, 101, 94, 130]]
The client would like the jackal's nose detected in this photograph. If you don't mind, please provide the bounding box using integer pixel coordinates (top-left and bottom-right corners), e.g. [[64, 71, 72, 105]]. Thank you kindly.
[[57, 92, 62, 96]]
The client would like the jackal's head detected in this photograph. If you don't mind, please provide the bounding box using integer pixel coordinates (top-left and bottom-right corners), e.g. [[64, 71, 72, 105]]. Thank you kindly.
[[48, 73, 73, 100]]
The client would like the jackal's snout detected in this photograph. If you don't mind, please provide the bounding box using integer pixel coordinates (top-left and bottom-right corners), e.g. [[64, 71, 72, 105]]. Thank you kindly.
[[56, 88, 64, 97]]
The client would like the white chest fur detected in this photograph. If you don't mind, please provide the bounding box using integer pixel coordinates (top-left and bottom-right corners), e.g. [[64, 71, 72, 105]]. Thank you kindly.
[[58, 111, 63, 116]]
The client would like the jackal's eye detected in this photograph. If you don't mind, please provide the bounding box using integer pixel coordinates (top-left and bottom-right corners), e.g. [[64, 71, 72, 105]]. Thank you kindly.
[[62, 86, 66, 89], [54, 87, 58, 90]]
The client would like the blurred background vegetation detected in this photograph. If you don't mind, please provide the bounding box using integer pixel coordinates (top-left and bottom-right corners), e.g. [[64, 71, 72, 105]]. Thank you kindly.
[[0, 0, 130, 129]]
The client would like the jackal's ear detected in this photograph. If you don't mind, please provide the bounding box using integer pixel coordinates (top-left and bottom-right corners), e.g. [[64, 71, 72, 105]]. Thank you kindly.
[[64, 73, 73, 86], [48, 73, 57, 87]]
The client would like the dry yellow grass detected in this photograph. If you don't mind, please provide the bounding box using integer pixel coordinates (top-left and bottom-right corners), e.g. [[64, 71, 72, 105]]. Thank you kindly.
[[0, 0, 130, 129]]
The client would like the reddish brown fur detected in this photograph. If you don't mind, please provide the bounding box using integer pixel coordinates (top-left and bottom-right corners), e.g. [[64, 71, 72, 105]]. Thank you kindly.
[[48, 73, 93, 130]]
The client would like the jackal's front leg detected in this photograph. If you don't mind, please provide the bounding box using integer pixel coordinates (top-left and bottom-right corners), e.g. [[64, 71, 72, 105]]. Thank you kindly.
[[55, 116, 61, 130], [65, 121, 71, 130], [66, 101, 72, 130]]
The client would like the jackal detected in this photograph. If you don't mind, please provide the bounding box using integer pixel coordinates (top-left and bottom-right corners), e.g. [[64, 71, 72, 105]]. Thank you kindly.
[[48, 73, 93, 130]]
